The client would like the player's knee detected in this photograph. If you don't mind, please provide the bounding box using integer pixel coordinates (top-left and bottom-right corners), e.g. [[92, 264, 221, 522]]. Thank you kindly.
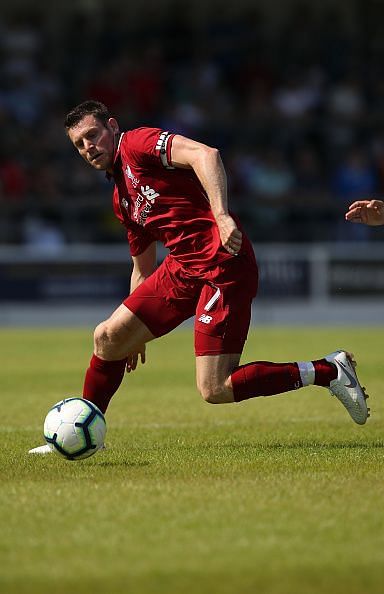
[[93, 320, 122, 357], [197, 379, 227, 404], [94, 321, 110, 351]]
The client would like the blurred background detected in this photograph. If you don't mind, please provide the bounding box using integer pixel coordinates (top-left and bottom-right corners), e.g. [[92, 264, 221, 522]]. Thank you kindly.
[[0, 0, 384, 325]]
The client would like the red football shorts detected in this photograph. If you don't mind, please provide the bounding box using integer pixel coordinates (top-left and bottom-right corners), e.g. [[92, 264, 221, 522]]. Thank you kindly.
[[123, 253, 258, 356]]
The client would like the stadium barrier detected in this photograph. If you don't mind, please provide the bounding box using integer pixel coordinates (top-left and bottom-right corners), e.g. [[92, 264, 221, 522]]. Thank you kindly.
[[0, 243, 383, 325]]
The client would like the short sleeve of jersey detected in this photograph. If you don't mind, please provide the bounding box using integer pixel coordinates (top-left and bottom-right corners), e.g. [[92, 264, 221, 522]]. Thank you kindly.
[[121, 127, 175, 170]]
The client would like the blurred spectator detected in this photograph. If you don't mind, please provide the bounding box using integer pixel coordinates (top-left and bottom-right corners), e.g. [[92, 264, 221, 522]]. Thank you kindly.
[[22, 213, 66, 254], [0, 153, 29, 201], [293, 146, 325, 195], [235, 148, 295, 240], [273, 68, 323, 120], [1, 16, 41, 79], [327, 74, 366, 121], [0, 4, 383, 245]]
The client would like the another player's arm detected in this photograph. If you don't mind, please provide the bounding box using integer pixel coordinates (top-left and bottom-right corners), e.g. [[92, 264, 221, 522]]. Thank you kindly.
[[126, 241, 157, 372], [170, 134, 242, 255], [345, 200, 384, 226]]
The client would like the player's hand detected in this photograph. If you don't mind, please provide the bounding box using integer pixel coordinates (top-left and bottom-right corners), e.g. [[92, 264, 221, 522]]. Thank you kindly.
[[345, 199, 384, 226], [216, 213, 243, 255], [126, 345, 146, 373]]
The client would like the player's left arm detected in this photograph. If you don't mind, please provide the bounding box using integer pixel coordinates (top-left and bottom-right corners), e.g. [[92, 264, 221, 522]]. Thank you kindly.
[[170, 134, 242, 255]]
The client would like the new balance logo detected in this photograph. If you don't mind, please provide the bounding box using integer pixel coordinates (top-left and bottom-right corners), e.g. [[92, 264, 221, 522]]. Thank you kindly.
[[198, 314, 213, 324]]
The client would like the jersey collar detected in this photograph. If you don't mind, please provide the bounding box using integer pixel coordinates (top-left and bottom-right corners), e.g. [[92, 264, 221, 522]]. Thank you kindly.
[[106, 132, 125, 181]]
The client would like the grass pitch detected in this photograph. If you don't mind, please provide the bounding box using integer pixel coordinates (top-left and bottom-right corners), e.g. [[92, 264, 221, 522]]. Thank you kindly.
[[1, 326, 384, 594]]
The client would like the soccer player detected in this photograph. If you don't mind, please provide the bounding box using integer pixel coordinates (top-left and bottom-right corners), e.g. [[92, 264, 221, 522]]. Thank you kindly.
[[345, 199, 384, 226], [29, 101, 369, 453]]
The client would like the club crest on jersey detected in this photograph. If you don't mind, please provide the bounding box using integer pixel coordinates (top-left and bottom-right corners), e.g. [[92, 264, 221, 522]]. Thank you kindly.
[[125, 164, 139, 188], [121, 198, 129, 210]]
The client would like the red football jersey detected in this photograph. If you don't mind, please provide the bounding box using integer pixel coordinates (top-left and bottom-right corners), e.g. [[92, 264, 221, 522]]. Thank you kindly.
[[112, 127, 252, 275]]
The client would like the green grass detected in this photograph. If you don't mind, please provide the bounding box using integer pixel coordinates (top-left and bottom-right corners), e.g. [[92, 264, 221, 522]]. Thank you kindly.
[[1, 327, 384, 594]]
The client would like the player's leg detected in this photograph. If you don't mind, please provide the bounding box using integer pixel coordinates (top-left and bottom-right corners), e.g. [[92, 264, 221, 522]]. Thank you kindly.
[[196, 349, 369, 424], [195, 352, 337, 404], [29, 260, 199, 454], [196, 353, 240, 403], [93, 302, 156, 360], [82, 303, 156, 413], [194, 267, 368, 424], [84, 256, 200, 413], [29, 306, 152, 455], [194, 274, 311, 401]]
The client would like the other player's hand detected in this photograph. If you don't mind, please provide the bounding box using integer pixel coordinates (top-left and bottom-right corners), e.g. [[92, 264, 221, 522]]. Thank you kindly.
[[345, 199, 384, 226], [126, 345, 146, 373], [216, 213, 243, 255]]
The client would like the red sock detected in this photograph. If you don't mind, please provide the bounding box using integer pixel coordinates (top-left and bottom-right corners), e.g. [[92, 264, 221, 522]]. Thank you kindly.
[[231, 361, 302, 402], [82, 354, 127, 413], [312, 358, 337, 387]]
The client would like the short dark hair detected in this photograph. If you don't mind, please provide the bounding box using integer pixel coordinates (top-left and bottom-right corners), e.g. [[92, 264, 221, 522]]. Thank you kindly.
[[64, 100, 111, 130]]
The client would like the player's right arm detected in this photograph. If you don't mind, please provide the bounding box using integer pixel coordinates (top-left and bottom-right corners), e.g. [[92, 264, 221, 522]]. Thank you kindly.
[[130, 241, 157, 293], [345, 199, 384, 226], [169, 134, 242, 255]]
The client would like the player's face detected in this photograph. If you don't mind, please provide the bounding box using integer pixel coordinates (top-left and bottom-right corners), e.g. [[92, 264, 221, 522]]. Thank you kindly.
[[68, 114, 119, 172]]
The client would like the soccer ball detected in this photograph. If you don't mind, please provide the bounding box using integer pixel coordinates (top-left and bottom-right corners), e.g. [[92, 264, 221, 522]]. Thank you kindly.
[[43, 398, 107, 460]]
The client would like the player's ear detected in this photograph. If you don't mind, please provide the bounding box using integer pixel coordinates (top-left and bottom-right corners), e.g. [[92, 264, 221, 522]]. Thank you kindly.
[[108, 118, 119, 134]]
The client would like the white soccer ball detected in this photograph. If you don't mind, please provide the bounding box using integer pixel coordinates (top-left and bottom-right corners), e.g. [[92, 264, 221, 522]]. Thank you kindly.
[[43, 398, 107, 460]]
